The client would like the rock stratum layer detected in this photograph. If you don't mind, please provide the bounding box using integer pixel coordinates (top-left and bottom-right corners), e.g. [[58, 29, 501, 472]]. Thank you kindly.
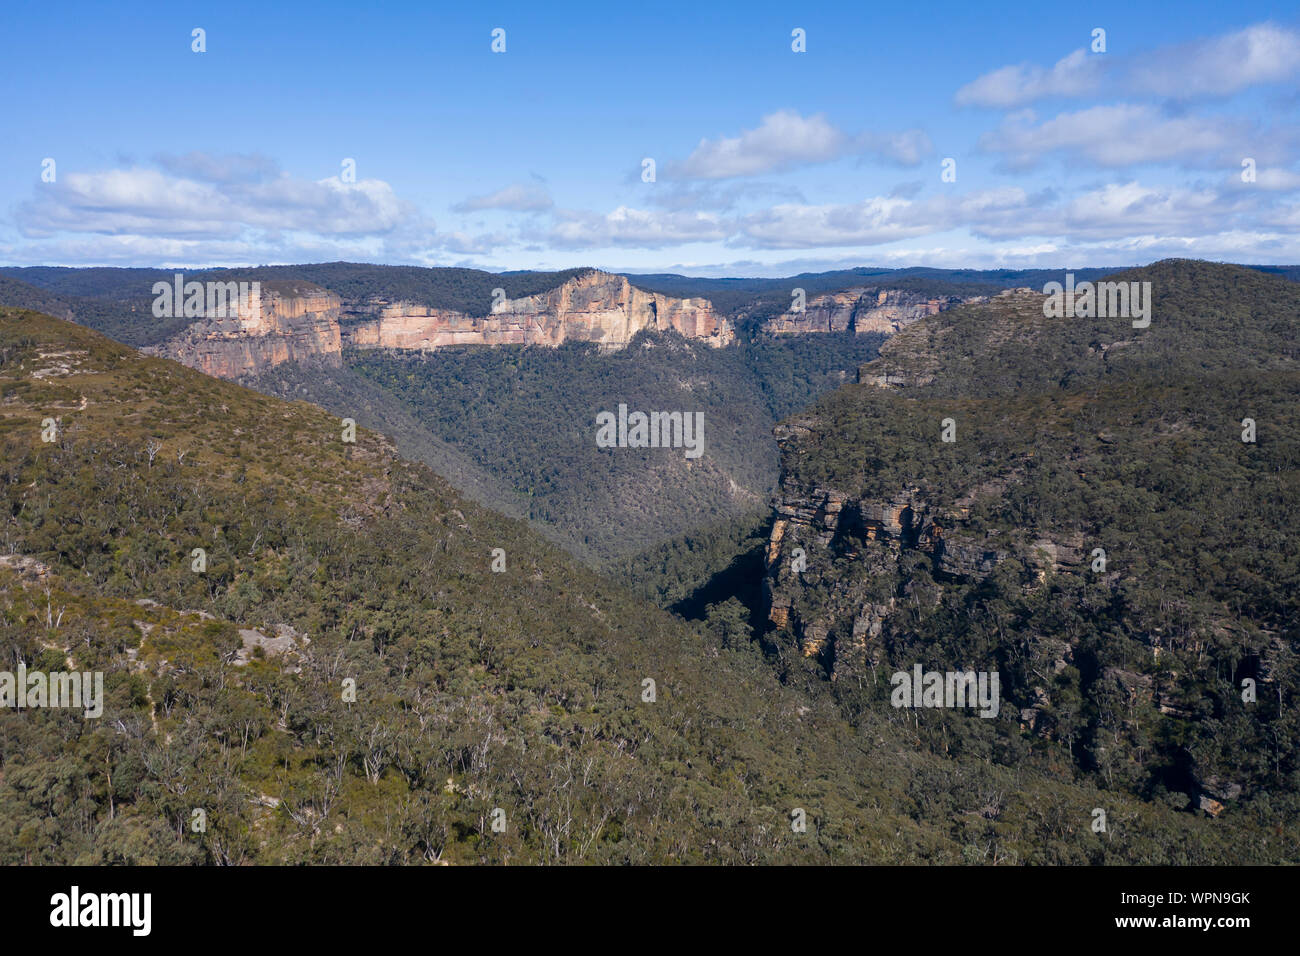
[[143, 280, 343, 379], [148, 270, 732, 379], [345, 270, 731, 352], [764, 287, 981, 337], [763, 471, 1080, 686]]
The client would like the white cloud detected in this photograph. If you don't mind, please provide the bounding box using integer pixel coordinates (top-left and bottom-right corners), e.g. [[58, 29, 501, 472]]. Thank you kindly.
[[980, 104, 1236, 168], [17, 164, 415, 239], [955, 49, 1102, 108], [1130, 23, 1300, 97], [968, 181, 1254, 241], [738, 197, 936, 248], [1249, 167, 1300, 191], [1, 154, 520, 266], [956, 23, 1300, 111], [546, 206, 729, 248], [673, 111, 849, 179], [670, 110, 931, 179], [730, 178, 1282, 254]]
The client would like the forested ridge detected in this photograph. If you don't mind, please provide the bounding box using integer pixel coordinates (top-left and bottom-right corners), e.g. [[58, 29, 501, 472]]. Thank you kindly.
[[758, 260, 1300, 832], [1, 305, 1285, 864], [14, 261, 1286, 345]]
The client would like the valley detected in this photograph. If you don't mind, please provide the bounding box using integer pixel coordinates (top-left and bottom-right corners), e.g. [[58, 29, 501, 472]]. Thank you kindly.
[[0, 258, 1296, 864]]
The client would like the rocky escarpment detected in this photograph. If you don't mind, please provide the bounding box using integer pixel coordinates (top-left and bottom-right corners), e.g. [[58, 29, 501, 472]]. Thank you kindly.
[[762, 454, 1084, 687], [343, 270, 731, 352], [765, 287, 981, 337], [762, 290, 1099, 700], [145, 280, 343, 379], [148, 271, 732, 378], [763, 303, 1097, 711]]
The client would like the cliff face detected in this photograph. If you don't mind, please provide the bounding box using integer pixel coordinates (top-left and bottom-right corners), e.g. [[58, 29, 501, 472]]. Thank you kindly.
[[145, 280, 343, 379], [343, 270, 732, 351], [762, 454, 1081, 686], [150, 270, 732, 377], [764, 288, 980, 336], [762, 293, 1096, 698]]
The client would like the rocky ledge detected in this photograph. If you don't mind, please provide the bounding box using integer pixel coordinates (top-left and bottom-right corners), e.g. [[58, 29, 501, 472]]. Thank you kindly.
[[765, 287, 981, 337]]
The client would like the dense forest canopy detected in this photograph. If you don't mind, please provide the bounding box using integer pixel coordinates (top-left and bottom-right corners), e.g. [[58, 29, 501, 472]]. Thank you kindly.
[[5, 306, 1279, 864], [762, 260, 1300, 828], [0, 257, 1296, 865]]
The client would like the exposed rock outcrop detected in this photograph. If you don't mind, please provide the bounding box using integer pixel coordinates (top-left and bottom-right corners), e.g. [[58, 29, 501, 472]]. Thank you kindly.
[[763, 477, 1037, 681], [144, 280, 342, 379], [765, 288, 980, 337], [765, 389, 1093, 684], [147, 270, 732, 378], [343, 270, 731, 352]]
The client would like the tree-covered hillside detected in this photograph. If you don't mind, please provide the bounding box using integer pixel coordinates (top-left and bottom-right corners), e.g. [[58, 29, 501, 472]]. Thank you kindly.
[[762, 261, 1300, 828], [1, 306, 1284, 864], [329, 330, 886, 562]]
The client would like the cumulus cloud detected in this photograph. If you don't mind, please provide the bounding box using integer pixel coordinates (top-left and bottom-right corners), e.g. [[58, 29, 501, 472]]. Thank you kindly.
[[0, 153, 518, 266], [967, 181, 1255, 241], [979, 104, 1237, 168], [738, 197, 934, 248], [1248, 167, 1300, 191], [546, 206, 730, 248], [731, 179, 1279, 253], [16, 163, 416, 239], [956, 23, 1300, 109], [673, 111, 848, 179]]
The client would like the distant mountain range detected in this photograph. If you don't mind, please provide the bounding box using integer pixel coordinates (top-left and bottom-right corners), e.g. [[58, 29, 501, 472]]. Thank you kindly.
[[3, 260, 1297, 567]]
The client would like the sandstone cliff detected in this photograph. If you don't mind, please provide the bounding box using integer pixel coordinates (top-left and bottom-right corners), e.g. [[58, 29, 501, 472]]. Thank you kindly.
[[149, 270, 733, 378], [144, 280, 343, 379], [765, 287, 981, 337], [762, 469, 1084, 686], [343, 270, 732, 352]]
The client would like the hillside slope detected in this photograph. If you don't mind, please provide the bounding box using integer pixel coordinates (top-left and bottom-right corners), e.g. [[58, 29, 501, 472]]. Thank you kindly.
[[0, 306, 1283, 864], [334, 330, 886, 563], [764, 260, 1300, 822]]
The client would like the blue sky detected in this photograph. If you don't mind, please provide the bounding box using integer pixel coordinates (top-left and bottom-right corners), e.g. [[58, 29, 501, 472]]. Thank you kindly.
[[2, 0, 1298, 274]]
